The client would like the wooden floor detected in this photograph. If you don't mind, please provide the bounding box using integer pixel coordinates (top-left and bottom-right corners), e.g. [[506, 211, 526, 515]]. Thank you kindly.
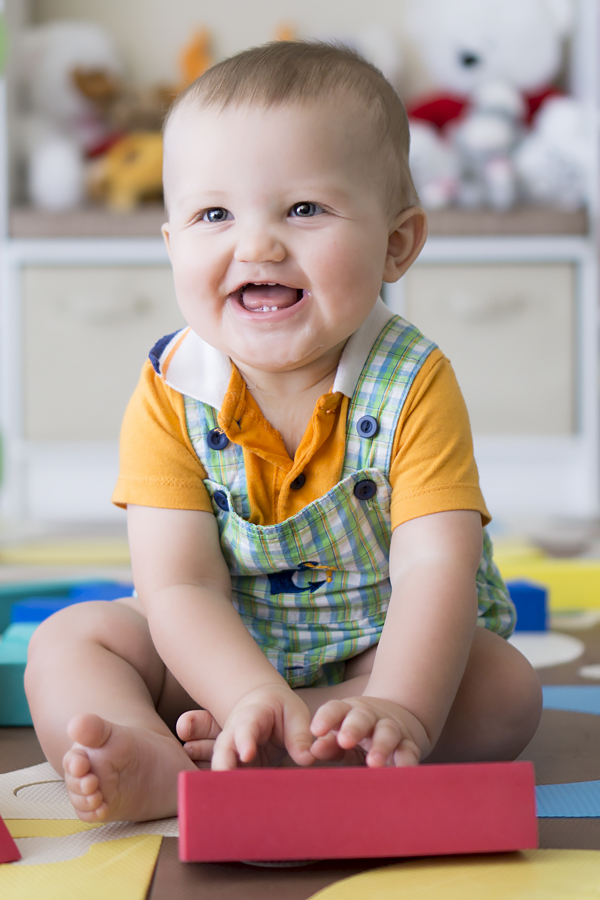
[[3, 621, 600, 899]]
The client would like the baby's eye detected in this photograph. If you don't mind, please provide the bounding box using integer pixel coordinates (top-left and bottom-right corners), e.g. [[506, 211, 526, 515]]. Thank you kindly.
[[289, 202, 324, 218], [202, 207, 231, 223]]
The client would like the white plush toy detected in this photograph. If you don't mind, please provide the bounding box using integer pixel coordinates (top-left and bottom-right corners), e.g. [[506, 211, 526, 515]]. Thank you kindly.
[[405, 0, 585, 210], [18, 21, 123, 210], [514, 95, 592, 210]]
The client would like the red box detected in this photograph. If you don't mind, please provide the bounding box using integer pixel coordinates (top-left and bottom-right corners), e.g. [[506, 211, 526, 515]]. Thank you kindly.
[[179, 761, 537, 862]]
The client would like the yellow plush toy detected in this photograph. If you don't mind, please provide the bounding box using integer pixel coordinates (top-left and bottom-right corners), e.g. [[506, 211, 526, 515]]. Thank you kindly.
[[87, 132, 163, 211]]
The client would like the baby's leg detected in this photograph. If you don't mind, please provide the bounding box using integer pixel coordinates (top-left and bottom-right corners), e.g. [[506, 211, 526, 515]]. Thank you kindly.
[[426, 626, 542, 762], [25, 599, 206, 822]]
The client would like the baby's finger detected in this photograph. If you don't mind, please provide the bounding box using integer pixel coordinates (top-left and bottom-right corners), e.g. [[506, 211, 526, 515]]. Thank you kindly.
[[310, 699, 352, 737], [283, 703, 314, 766], [211, 731, 244, 771], [309, 731, 347, 762], [336, 705, 378, 749], [393, 738, 421, 768], [364, 718, 403, 767]]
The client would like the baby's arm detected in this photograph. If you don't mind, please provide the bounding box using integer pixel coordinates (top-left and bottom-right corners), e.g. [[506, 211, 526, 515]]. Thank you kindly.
[[127, 504, 314, 769], [310, 509, 482, 766]]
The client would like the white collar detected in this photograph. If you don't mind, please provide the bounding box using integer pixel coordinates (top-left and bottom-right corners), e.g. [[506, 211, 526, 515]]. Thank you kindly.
[[155, 297, 394, 410]]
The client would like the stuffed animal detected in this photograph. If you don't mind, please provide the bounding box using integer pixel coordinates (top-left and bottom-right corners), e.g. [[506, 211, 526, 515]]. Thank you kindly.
[[87, 132, 163, 211], [18, 20, 124, 210], [404, 0, 585, 210]]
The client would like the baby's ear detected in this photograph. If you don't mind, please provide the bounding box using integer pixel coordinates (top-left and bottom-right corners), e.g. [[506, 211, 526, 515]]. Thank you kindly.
[[161, 222, 171, 258], [383, 207, 428, 283]]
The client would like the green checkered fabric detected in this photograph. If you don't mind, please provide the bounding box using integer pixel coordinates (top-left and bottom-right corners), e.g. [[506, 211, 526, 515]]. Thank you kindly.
[[183, 315, 515, 687]]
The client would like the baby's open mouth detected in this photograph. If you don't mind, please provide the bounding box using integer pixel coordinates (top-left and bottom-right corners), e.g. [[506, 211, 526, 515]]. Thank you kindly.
[[232, 283, 304, 312]]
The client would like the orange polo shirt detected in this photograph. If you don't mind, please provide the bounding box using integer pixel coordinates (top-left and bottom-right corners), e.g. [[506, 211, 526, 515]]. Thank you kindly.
[[113, 303, 490, 530]]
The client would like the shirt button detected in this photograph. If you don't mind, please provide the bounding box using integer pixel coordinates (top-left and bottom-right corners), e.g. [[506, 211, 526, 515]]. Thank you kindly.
[[206, 428, 229, 450], [354, 479, 377, 500], [290, 473, 306, 490], [356, 415, 379, 438]]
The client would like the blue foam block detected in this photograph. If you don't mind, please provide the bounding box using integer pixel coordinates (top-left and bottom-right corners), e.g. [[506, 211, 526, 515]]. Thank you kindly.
[[507, 579, 548, 631], [11, 597, 83, 623], [542, 685, 600, 716], [10, 581, 134, 623], [69, 581, 133, 601]]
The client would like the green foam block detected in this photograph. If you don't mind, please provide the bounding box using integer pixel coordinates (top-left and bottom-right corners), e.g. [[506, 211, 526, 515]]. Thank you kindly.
[[0, 623, 39, 725]]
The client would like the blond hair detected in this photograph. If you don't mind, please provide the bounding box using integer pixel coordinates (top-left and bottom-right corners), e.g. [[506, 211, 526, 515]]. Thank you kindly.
[[164, 41, 418, 216]]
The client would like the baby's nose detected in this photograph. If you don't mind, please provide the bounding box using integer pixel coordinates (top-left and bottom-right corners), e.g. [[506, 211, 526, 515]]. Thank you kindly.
[[233, 225, 286, 264]]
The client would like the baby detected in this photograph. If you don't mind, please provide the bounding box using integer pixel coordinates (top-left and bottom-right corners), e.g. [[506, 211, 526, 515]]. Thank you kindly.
[[25, 41, 542, 823]]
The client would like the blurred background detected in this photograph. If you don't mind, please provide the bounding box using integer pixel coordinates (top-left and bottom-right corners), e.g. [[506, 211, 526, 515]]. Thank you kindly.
[[0, 0, 598, 562]]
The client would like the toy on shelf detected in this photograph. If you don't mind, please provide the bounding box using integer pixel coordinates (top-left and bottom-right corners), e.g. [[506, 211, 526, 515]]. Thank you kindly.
[[274, 23, 297, 43], [507, 579, 549, 632], [405, 0, 589, 211], [179, 762, 537, 863], [18, 20, 125, 211], [87, 132, 163, 212], [17, 22, 214, 213], [179, 28, 213, 87]]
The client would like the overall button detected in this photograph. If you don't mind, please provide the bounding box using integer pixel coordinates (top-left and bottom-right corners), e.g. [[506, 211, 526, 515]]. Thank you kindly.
[[290, 473, 306, 490], [213, 490, 229, 512], [207, 428, 229, 450], [356, 415, 379, 438], [354, 479, 377, 501]]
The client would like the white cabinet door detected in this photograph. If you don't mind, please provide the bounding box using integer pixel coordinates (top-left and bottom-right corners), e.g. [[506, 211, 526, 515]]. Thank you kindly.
[[403, 263, 575, 437], [23, 265, 185, 441]]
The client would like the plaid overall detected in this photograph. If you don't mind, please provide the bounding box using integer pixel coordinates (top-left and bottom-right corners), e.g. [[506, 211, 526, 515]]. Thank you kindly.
[[183, 316, 515, 688]]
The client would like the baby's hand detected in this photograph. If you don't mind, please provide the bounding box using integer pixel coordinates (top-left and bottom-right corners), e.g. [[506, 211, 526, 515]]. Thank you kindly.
[[211, 684, 314, 771], [309, 696, 430, 767]]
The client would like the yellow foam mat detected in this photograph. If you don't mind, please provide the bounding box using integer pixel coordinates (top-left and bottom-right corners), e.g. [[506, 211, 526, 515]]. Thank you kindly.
[[0, 538, 130, 566], [0, 833, 161, 900], [309, 850, 600, 899], [6, 819, 102, 838]]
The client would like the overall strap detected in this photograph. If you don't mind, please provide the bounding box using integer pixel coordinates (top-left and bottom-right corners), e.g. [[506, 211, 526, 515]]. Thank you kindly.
[[184, 396, 250, 520], [343, 316, 438, 477]]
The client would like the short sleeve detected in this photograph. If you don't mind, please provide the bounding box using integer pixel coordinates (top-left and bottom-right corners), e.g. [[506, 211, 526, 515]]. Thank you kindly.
[[112, 360, 213, 512], [389, 349, 490, 529]]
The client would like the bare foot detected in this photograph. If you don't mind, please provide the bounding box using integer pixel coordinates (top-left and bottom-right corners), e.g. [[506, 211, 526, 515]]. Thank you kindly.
[[176, 709, 222, 768], [63, 713, 196, 822]]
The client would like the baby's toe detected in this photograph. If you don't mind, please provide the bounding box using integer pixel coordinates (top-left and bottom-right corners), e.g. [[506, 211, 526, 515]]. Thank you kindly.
[[63, 747, 92, 779], [65, 769, 99, 797], [183, 738, 216, 763], [177, 709, 221, 743]]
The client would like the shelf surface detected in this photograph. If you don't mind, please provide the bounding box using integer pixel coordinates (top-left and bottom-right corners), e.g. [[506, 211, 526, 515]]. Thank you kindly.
[[10, 205, 167, 239], [8, 204, 589, 240]]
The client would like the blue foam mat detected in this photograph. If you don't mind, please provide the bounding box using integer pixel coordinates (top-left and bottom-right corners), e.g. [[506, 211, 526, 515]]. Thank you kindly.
[[536, 780, 600, 818], [536, 686, 600, 817], [542, 685, 600, 716]]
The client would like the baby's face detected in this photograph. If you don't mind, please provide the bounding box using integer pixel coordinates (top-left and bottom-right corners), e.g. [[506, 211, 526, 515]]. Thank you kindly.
[[163, 101, 395, 375]]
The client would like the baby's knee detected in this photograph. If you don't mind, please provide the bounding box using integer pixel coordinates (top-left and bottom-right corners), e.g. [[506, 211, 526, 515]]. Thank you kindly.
[[501, 647, 543, 738], [28, 601, 114, 655]]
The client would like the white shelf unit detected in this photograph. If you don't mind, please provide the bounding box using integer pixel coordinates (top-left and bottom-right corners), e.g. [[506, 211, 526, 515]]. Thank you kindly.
[[1, 238, 169, 521], [0, 0, 599, 524], [386, 233, 599, 519]]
